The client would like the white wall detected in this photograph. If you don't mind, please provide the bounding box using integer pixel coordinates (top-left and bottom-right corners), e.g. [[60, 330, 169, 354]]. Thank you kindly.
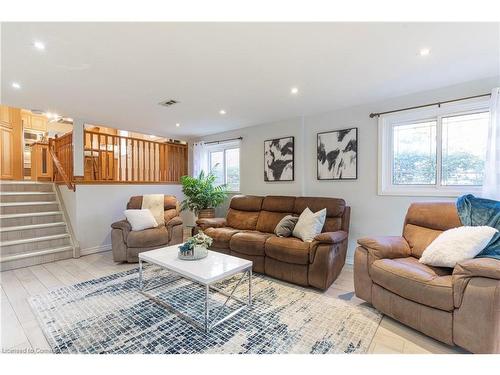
[[59, 184, 185, 254], [196, 76, 500, 263]]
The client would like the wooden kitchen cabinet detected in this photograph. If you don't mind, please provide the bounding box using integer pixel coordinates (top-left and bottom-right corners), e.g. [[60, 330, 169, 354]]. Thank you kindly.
[[21, 110, 47, 131], [31, 115, 47, 131], [21, 110, 31, 129], [0, 125, 14, 179], [0, 106, 23, 180]]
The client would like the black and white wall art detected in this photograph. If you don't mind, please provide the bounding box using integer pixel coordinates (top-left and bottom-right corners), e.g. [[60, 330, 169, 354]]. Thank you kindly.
[[317, 128, 358, 180], [264, 136, 294, 181]]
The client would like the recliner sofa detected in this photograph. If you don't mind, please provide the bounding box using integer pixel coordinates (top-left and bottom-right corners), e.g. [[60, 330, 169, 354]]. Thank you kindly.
[[111, 195, 184, 262], [354, 202, 500, 353], [196, 195, 350, 290]]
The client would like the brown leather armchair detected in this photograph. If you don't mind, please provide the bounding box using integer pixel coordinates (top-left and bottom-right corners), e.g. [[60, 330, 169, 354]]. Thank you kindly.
[[354, 202, 500, 354], [111, 195, 184, 262]]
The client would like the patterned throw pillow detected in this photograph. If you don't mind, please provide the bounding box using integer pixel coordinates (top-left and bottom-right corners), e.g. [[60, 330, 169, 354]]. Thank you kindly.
[[274, 215, 299, 237]]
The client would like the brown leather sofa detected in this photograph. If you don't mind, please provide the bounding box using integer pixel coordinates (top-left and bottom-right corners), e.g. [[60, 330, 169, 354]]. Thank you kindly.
[[354, 202, 500, 354], [111, 195, 184, 262], [196, 195, 350, 290]]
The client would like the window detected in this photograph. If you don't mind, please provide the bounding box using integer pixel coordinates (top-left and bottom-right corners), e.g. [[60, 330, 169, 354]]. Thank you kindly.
[[208, 143, 240, 192], [379, 99, 489, 196]]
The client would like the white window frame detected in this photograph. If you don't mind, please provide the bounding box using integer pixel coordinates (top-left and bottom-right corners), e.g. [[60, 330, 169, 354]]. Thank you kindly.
[[207, 141, 241, 193], [378, 98, 490, 197]]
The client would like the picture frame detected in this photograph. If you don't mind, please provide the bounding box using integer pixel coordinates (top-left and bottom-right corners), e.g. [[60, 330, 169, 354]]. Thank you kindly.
[[317, 127, 358, 180], [264, 136, 295, 182]]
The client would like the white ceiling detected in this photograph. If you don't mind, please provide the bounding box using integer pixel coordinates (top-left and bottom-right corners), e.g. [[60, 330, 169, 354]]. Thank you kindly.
[[1, 22, 499, 139]]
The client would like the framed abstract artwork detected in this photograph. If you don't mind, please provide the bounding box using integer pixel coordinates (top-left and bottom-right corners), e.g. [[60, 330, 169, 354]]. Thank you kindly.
[[264, 136, 294, 181], [317, 127, 358, 180]]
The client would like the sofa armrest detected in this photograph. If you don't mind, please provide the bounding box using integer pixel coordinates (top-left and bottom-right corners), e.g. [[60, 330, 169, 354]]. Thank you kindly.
[[166, 216, 183, 228], [196, 217, 226, 230], [111, 219, 131, 231], [452, 258, 500, 309], [314, 230, 348, 244], [453, 258, 500, 280], [111, 219, 131, 244], [357, 236, 411, 260]]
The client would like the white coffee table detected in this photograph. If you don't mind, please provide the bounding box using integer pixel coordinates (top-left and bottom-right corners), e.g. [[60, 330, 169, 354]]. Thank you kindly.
[[138, 245, 253, 332]]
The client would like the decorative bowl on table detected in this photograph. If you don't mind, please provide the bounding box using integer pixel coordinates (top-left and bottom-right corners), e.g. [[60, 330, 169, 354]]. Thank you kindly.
[[178, 231, 213, 260]]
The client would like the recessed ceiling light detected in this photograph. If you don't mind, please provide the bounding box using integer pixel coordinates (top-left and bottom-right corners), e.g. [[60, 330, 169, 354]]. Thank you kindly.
[[33, 41, 45, 50], [11, 82, 21, 89], [175, 123, 180, 127], [219, 109, 226, 115], [419, 48, 430, 56], [290, 87, 299, 95]]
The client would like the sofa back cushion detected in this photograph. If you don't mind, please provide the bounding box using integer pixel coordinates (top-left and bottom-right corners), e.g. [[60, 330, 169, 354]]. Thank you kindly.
[[403, 202, 462, 258], [261, 196, 296, 213], [256, 211, 292, 233], [226, 195, 263, 230], [293, 197, 346, 233]]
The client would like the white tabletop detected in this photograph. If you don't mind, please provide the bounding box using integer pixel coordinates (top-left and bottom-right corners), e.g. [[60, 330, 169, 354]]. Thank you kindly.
[[139, 245, 252, 285]]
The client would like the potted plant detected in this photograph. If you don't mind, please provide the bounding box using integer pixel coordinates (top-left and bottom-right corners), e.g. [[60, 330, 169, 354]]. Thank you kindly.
[[178, 231, 213, 260], [180, 169, 229, 218]]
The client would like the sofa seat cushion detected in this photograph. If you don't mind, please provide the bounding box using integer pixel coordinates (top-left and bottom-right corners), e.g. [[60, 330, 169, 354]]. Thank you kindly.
[[204, 227, 240, 249], [370, 257, 454, 311], [229, 231, 274, 256], [127, 226, 170, 248], [265, 236, 310, 265]]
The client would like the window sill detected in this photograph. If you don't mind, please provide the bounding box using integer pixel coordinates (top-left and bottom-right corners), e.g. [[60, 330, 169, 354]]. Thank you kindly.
[[378, 186, 482, 197]]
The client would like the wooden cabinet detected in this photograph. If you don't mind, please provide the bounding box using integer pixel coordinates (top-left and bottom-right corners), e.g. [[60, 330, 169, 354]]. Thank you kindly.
[[0, 125, 14, 179], [0, 106, 23, 180], [21, 110, 31, 129], [20, 110, 47, 131], [31, 115, 47, 131], [30, 142, 53, 181], [0, 105, 11, 127]]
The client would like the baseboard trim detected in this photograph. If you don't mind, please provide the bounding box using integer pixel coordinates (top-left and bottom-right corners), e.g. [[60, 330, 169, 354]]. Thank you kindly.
[[80, 244, 112, 256]]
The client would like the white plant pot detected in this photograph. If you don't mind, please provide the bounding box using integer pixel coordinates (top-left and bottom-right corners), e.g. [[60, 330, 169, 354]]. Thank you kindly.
[[178, 244, 208, 260]]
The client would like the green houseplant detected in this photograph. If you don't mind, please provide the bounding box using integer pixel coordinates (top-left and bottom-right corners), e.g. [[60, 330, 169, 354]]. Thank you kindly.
[[180, 170, 229, 218]]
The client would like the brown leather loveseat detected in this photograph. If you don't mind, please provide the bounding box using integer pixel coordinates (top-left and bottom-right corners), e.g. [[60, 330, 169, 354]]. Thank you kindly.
[[197, 195, 350, 290], [111, 195, 184, 262], [354, 202, 500, 354]]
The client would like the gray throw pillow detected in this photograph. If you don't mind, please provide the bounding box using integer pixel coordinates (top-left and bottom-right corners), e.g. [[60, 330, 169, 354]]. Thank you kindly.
[[274, 215, 299, 237]]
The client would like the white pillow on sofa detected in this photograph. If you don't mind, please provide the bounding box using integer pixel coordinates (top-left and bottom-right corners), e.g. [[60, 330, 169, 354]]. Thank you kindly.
[[419, 226, 498, 268], [124, 209, 158, 231], [292, 207, 327, 242]]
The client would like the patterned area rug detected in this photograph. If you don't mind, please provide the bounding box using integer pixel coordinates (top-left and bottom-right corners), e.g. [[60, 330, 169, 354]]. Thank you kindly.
[[29, 266, 382, 354]]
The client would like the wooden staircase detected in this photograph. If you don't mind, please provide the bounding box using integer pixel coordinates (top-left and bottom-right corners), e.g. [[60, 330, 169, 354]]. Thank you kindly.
[[0, 181, 76, 271]]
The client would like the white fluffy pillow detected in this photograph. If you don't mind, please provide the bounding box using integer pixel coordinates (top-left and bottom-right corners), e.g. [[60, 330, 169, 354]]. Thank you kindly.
[[124, 209, 158, 231], [292, 207, 327, 242], [419, 226, 498, 268]]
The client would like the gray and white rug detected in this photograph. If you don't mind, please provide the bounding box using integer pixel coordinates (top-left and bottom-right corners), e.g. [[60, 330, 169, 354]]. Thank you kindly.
[[29, 266, 382, 354]]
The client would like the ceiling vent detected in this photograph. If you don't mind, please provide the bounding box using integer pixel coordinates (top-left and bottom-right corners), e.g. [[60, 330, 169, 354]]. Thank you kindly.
[[159, 99, 180, 107]]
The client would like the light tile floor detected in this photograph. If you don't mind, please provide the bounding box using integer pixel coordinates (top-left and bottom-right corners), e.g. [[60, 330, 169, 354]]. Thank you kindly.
[[0, 250, 466, 354]]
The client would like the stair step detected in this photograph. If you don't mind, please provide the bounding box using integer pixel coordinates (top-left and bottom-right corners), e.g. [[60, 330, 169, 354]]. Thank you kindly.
[[0, 245, 73, 263], [0, 233, 70, 247], [0, 181, 54, 192], [0, 201, 58, 206], [0, 222, 66, 232], [0, 191, 55, 195], [0, 192, 57, 203], [0, 201, 60, 215], [0, 211, 63, 219]]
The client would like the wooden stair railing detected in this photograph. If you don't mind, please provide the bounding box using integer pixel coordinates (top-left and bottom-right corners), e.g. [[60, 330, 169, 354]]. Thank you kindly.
[[49, 139, 76, 191]]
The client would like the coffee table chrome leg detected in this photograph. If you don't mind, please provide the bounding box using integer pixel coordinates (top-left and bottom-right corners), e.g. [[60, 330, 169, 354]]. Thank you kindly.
[[248, 268, 252, 307], [139, 259, 143, 291], [205, 284, 210, 332]]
